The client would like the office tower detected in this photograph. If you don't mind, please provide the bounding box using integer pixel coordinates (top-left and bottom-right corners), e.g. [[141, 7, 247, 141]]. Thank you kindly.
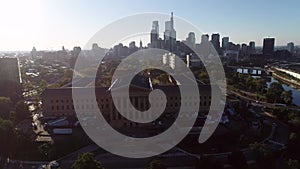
[[129, 41, 136, 49], [211, 33, 221, 54], [241, 43, 248, 56], [287, 42, 294, 54], [249, 41, 255, 50], [30, 46, 37, 57], [186, 32, 196, 49], [150, 21, 159, 48], [222, 37, 229, 50], [0, 58, 22, 99], [0, 58, 22, 84], [140, 40, 143, 49], [201, 34, 209, 43], [92, 43, 99, 50], [248, 41, 256, 54], [263, 38, 275, 56], [164, 12, 176, 52]]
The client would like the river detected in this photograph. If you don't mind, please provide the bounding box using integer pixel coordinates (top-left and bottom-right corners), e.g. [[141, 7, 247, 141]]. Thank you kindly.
[[236, 68, 300, 106], [267, 77, 300, 106]]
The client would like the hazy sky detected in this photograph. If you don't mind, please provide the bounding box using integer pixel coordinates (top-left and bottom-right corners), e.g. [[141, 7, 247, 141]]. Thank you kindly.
[[0, 0, 300, 51]]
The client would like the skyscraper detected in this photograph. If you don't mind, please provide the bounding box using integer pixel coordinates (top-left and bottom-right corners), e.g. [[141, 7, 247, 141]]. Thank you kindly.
[[249, 41, 256, 54], [0, 58, 22, 84], [263, 38, 275, 56], [201, 34, 209, 43], [150, 21, 159, 48], [0, 58, 22, 99], [186, 32, 196, 49], [129, 41, 136, 49], [287, 42, 294, 54], [211, 33, 221, 54], [241, 43, 248, 57], [222, 37, 229, 50], [249, 41, 255, 50], [164, 12, 176, 52]]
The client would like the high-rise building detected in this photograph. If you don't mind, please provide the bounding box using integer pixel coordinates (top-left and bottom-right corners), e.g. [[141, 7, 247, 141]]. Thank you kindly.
[[150, 21, 159, 48], [287, 42, 294, 54], [92, 43, 99, 51], [249, 41, 255, 50], [248, 41, 256, 54], [140, 40, 143, 49], [0, 58, 22, 99], [211, 33, 221, 54], [129, 41, 136, 49], [30, 46, 37, 57], [164, 12, 176, 52], [263, 38, 275, 56], [222, 37, 229, 50], [0, 58, 22, 84], [186, 32, 196, 49], [241, 43, 248, 57], [201, 34, 209, 43]]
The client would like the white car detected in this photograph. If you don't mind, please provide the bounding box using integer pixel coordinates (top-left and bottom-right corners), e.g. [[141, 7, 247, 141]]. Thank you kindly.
[[38, 161, 60, 169]]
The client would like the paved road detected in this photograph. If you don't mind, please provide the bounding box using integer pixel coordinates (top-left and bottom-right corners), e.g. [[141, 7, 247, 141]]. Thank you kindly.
[[229, 89, 290, 147], [228, 89, 300, 111]]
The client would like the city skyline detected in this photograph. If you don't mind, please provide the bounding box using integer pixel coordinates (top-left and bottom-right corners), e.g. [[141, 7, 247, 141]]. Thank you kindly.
[[1, 0, 300, 51]]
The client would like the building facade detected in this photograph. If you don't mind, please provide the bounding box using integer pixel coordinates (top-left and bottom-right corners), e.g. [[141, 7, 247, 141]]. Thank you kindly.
[[211, 33, 221, 54], [42, 85, 213, 128], [263, 38, 275, 56]]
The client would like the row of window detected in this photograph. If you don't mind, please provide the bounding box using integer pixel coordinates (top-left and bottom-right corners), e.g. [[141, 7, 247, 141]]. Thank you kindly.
[[50, 100, 211, 112], [50, 98, 110, 103], [49, 96, 211, 104]]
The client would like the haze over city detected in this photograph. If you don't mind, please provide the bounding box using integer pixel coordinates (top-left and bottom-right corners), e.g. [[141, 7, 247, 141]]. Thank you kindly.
[[1, 0, 300, 51]]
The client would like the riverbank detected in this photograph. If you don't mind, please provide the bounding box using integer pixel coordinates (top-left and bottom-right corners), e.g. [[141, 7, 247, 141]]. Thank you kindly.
[[272, 72, 300, 89]]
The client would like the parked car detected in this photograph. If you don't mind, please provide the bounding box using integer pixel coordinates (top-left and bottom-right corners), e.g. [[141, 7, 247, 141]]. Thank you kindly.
[[38, 161, 60, 169]]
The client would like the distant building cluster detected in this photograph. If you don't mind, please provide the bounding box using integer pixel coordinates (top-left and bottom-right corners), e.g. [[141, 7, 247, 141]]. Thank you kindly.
[[26, 12, 298, 69]]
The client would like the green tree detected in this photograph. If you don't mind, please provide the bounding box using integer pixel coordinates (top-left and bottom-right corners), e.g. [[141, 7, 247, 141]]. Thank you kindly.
[[286, 132, 300, 156], [250, 142, 268, 159], [282, 90, 293, 105], [245, 75, 254, 90], [39, 79, 48, 92], [0, 118, 13, 135], [0, 118, 13, 156], [267, 82, 284, 103], [72, 153, 104, 169], [250, 142, 275, 169], [0, 97, 13, 119], [255, 78, 266, 93], [198, 70, 210, 84], [288, 116, 300, 128], [38, 142, 57, 160], [286, 159, 299, 169], [289, 132, 298, 142], [15, 100, 30, 122]]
